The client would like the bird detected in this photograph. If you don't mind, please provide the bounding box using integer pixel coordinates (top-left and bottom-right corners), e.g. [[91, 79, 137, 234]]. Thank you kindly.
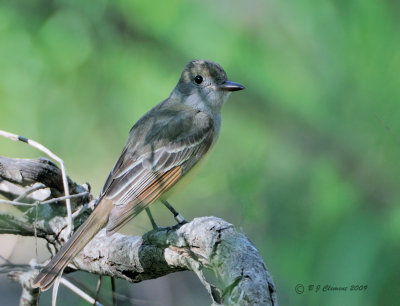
[[33, 59, 245, 290]]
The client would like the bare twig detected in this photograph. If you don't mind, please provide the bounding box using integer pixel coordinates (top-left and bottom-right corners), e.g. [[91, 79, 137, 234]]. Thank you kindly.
[[14, 183, 47, 202], [94, 276, 102, 306], [192, 266, 222, 304], [0, 130, 73, 236], [66, 276, 156, 305], [0, 192, 88, 207], [60, 278, 103, 306], [0, 199, 37, 207], [52, 275, 62, 306], [72, 199, 96, 219], [41, 192, 89, 205], [111, 277, 116, 306], [34, 202, 39, 258]]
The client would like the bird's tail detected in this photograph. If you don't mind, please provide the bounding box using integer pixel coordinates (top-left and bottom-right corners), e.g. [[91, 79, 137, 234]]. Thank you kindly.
[[33, 198, 113, 290]]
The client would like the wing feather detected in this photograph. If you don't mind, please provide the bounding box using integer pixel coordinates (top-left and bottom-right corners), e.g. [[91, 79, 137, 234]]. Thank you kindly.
[[101, 104, 216, 235], [106, 166, 182, 234]]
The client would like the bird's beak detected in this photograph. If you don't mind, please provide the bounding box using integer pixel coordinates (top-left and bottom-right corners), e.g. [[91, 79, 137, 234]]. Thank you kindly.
[[219, 80, 245, 92]]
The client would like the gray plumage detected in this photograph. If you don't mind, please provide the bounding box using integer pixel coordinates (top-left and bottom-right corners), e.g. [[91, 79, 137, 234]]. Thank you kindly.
[[33, 59, 244, 290]]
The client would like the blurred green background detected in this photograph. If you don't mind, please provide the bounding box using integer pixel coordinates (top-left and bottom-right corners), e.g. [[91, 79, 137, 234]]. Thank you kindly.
[[1, 0, 399, 305]]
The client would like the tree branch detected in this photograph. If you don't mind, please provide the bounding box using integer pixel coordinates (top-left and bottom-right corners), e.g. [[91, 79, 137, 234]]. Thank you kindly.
[[8, 270, 40, 306], [0, 155, 278, 305], [0, 156, 88, 201]]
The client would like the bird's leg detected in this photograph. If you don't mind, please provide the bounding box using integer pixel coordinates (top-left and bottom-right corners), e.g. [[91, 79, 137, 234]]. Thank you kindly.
[[161, 200, 187, 224], [145, 207, 159, 230]]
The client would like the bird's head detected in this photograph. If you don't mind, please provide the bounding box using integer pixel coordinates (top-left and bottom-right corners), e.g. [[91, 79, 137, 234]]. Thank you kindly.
[[173, 60, 245, 114]]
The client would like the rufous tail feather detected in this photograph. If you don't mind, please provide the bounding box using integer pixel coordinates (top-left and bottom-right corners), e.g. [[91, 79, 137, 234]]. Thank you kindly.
[[33, 198, 113, 290]]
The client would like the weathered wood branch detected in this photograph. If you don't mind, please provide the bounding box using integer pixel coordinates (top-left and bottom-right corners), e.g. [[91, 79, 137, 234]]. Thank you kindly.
[[8, 270, 40, 306], [0, 156, 278, 306], [0, 156, 86, 197]]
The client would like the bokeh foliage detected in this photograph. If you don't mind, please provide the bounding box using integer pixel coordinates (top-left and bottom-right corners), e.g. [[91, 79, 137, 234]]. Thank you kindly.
[[0, 0, 399, 305]]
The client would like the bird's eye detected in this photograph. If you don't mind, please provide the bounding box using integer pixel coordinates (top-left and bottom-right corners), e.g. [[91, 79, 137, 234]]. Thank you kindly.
[[194, 75, 203, 84]]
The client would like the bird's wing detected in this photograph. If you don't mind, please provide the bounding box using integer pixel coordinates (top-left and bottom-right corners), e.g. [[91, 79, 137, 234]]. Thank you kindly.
[[101, 104, 215, 234]]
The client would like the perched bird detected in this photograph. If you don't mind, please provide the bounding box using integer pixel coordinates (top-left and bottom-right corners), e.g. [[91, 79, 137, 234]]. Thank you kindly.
[[33, 59, 245, 290]]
